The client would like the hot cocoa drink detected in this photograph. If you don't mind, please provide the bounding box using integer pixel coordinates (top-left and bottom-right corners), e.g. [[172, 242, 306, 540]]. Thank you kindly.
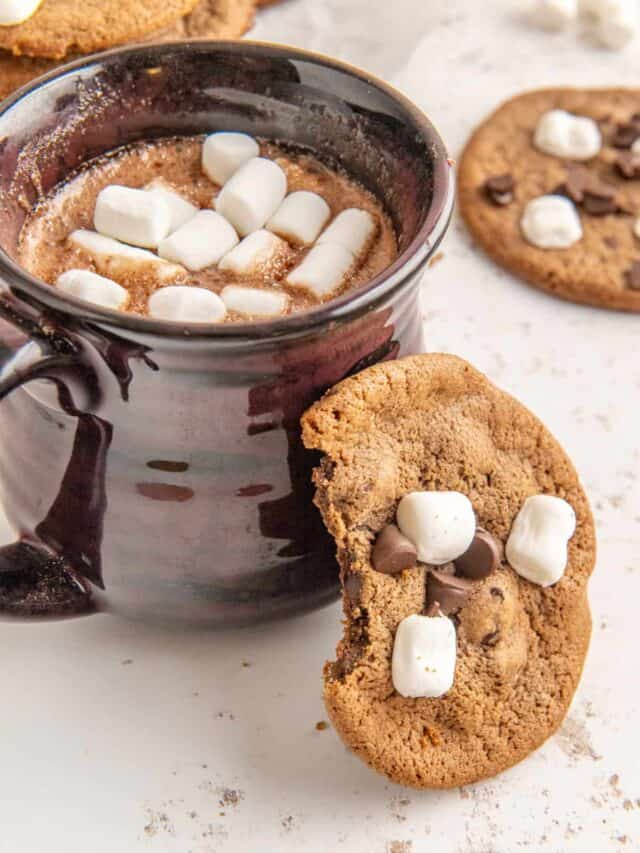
[[18, 134, 398, 322]]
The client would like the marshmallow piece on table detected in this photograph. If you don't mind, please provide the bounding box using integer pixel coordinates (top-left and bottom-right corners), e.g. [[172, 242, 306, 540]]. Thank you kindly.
[[506, 494, 576, 587], [392, 613, 457, 699], [202, 132, 260, 186], [532, 0, 578, 30], [0, 0, 43, 25], [94, 185, 171, 249], [144, 179, 198, 233], [215, 157, 287, 237], [521, 195, 583, 249], [221, 285, 288, 318], [396, 491, 476, 566], [56, 269, 129, 311], [70, 230, 185, 283], [533, 110, 602, 160], [218, 229, 288, 276], [286, 243, 354, 299], [148, 286, 226, 324], [267, 191, 331, 246], [317, 208, 377, 258], [595, 0, 637, 48], [158, 211, 238, 272]]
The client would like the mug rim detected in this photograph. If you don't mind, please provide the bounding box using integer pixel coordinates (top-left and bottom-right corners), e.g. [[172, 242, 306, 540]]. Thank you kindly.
[[0, 39, 453, 341]]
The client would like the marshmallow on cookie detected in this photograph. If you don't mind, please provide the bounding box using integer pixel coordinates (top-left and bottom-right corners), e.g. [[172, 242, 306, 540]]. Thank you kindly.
[[0, 0, 43, 25]]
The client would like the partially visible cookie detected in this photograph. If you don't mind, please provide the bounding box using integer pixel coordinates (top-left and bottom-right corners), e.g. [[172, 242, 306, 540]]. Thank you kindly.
[[0, 0, 201, 59], [0, 0, 257, 103], [458, 88, 640, 312], [155, 0, 255, 39], [302, 354, 595, 789]]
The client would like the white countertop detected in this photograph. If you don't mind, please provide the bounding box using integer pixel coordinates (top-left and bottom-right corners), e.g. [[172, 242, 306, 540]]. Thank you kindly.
[[1, 1, 639, 851]]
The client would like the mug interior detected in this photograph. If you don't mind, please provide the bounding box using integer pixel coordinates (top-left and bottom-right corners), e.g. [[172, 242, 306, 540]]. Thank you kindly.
[[0, 41, 450, 333]]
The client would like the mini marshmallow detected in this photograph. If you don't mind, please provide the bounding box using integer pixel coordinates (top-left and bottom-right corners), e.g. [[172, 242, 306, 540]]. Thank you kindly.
[[56, 269, 129, 311], [267, 191, 331, 246], [144, 179, 198, 233], [533, 110, 602, 160], [158, 210, 238, 271], [148, 286, 226, 324], [595, 0, 637, 48], [286, 243, 354, 298], [521, 195, 583, 249], [506, 494, 576, 587], [218, 229, 288, 276], [532, 0, 578, 30], [392, 613, 457, 699], [215, 157, 287, 237], [0, 0, 43, 25], [94, 185, 171, 249], [317, 208, 377, 257], [221, 285, 289, 317], [396, 491, 476, 566], [70, 230, 184, 283], [202, 132, 260, 186]]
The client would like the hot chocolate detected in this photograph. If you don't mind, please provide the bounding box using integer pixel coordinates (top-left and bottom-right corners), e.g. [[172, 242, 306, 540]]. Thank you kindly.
[[18, 135, 398, 323]]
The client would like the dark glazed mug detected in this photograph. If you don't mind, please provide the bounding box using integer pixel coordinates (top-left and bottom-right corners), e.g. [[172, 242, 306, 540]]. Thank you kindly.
[[0, 41, 452, 625]]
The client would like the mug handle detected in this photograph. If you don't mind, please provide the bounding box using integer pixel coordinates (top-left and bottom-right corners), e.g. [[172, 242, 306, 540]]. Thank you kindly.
[[0, 293, 96, 620]]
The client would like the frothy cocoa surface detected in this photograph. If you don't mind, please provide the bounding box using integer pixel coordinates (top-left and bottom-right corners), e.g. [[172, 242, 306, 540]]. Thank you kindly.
[[18, 136, 398, 322]]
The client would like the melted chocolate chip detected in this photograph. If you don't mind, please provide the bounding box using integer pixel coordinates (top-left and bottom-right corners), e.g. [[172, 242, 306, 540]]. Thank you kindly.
[[454, 527, 501, 580], [615, 151, 640, 179], [426, 569, 474, 616], [611, 121, 640, 149], [483, 174, 515, 206], [371, 524, 417, 575], [561, 165, 626, 216], [626, 261, 640, 291], [343, 571, 363, 607], [490, 587, 505, 600]]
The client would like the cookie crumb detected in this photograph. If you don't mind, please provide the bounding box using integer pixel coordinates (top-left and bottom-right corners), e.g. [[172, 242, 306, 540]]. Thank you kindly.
[[315, 720, 329, 731]]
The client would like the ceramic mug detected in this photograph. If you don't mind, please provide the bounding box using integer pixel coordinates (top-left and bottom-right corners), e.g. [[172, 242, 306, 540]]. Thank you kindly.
[[0, 41, 452, 625]]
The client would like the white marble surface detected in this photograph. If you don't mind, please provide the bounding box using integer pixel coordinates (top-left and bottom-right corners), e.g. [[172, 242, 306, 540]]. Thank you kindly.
[[2, 1, 640, 850]]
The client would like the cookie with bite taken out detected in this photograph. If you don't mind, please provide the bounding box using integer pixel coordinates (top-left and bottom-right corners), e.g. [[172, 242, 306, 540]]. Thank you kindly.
[[301, 353, 595, 789]]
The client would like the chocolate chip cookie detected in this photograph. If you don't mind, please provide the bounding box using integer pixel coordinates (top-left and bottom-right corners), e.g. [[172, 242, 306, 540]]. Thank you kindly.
[[301, 353, 595, 789], [0, 0, 201, 59], [458, 88, 640, 312]]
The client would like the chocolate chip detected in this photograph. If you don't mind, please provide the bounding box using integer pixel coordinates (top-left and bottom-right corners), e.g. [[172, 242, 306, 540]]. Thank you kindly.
[[615, 151, 640, 179], [484, 174, 515, 206], [343, 571, 362, 607], [490, 587, 505, 600], [425, 601, 443, 617], [371, 524, 417, 575], [454, 527, 501, 580], [561, 165, 626, 215], [625, 261, 640, 291], [582, 193, 626, 216], [426, 569, 474, 616], [611, 122, 640, 149]]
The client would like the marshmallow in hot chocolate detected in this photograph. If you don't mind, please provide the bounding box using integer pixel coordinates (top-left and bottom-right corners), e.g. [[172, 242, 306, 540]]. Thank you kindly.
[[18, 135, 397, 323]]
